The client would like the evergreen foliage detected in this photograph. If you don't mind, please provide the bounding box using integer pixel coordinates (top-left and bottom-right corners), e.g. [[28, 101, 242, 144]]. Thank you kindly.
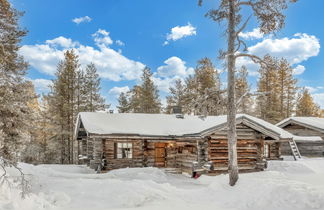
[[0, 0, 34, 160]]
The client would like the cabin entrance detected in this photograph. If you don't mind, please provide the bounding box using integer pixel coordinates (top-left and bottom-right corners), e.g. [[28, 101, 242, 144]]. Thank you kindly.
[[154, 143, 167, 167]]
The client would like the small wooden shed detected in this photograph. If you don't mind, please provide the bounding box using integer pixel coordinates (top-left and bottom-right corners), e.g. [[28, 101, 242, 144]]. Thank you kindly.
[[75, 113, 293, 174], [277, 117, 324, 157]]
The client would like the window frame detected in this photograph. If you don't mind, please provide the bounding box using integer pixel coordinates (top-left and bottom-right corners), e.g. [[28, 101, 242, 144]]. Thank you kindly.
[[115, 142, 133, 159]]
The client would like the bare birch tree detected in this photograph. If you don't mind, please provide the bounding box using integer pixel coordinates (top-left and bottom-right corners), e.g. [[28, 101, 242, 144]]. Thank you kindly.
[[199, 0, 297, 186]]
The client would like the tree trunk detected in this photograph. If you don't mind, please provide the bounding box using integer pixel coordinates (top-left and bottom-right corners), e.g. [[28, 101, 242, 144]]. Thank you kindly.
[[227, 0, 239, 186]]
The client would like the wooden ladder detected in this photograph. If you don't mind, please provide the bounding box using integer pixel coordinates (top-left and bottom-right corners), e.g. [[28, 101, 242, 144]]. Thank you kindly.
[[289, 139, 301, 160]]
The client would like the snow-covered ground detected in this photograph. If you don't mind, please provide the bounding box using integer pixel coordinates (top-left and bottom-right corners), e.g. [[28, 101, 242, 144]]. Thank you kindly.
[[1, 157, 324, 210]]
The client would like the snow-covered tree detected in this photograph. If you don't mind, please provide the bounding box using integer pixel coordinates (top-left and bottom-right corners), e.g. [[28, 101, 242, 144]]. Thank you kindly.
[[0, 0, 34, 161], [199, 0, 298, 186]]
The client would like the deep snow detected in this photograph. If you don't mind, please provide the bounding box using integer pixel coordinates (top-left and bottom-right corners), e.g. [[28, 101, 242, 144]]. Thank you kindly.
[[1, 158, 324, 210]]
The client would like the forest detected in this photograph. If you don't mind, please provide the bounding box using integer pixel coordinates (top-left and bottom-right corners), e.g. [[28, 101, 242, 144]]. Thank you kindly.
[[0, 0, 323, 166]]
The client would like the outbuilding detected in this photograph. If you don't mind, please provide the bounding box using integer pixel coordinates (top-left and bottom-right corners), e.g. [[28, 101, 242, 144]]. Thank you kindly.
[[277, 117, 324, 157]]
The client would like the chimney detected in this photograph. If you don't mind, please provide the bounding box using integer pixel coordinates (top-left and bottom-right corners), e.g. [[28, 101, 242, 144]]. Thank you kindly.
[[172, 106, 182, 114]]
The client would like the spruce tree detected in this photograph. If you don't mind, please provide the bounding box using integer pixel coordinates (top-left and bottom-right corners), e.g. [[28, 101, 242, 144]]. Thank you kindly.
[[0, 0, 34, 160]]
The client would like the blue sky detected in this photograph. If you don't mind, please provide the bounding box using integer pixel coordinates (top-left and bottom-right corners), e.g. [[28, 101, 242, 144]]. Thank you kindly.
[[12, 0, 324, 109]]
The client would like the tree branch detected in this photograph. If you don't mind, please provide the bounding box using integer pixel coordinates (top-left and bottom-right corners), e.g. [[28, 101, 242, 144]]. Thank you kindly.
[[235, 53, 267, 65]]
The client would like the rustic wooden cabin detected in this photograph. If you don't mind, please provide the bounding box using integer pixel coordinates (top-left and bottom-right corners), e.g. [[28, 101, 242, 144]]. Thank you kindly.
[[74, 112, 294, 174], [277, 117, 324, 157]]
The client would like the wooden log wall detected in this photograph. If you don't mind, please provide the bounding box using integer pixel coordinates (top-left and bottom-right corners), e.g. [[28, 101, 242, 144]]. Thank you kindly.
[[281, 140, 324, 157], [281, 124, 324, 157], [103, 139, 144, 170], [207, 123, 267, 171]]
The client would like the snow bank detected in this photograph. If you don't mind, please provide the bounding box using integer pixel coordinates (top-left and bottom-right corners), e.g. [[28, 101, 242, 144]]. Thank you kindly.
[[2, 159, 324, 210]]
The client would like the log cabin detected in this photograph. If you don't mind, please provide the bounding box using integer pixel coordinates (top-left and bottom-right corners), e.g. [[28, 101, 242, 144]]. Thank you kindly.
[[277, 117, 324, 157], [74, 112, 294, 174]]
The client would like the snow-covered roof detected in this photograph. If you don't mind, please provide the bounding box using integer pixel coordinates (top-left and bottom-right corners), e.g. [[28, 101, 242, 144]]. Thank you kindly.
[[76, 112, 294, 139], [292, 136, 323, 142], [277, 117, 324, 133]]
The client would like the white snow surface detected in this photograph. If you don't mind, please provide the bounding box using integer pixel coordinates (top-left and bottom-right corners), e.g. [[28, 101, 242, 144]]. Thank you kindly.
[[293, 135, 323, 141], [2, 158, 324, 210], [77, 112, 293, 138], [277, 117, 324, 132]]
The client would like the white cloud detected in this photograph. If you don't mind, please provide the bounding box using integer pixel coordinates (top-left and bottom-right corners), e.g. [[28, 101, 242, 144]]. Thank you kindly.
[[293, 65, 306, 75], [72, 16, 92, 24], [157, 56, 194, 78], [108, 86, 130, 96], [20, 29, 145, 81], [92, 29, 113, 46], [237, 33, 320, 76], [31, 78, 52, 93], [116, 40, 125, 46], [46, 36, 78, 48], [239, 28, 263, 40], [164, 23, 196, 45], [154, 56, 194, 93]]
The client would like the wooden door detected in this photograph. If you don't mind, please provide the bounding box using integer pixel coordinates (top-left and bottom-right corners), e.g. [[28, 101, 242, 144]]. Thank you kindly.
[[155, 143, 166, 167]]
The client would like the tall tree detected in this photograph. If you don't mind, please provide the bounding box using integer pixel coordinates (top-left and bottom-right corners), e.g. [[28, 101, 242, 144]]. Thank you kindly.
[[49, 50, 79, 164], [199, 0, 297, 186], [296, 88, 321, 117], [277, 58, 298, 119], [83, 63, 106, 112], [0, 0, 34, 160], [166, 79, 186, 114], [183, 58, 225, 116], [117, 92, 130, 113], [257, 55, 281, 123], [128, 67, 161, 113]]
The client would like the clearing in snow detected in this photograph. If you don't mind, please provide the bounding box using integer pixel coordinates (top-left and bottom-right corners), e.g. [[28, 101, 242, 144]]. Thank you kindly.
[[1, 158, 324, 210]]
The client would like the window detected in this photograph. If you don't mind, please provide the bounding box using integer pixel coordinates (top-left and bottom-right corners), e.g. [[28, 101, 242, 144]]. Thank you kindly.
[[116, 143, 133, 159], [264, 144, 270, 158]]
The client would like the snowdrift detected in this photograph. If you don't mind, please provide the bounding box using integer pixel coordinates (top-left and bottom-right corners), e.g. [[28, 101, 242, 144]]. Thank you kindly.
[[1, 158, 324, 210]]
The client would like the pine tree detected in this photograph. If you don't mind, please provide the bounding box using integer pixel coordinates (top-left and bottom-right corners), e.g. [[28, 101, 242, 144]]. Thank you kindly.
[[117, 92, 130, 113], [166, 79, 186, 114], [0, 0, 34, 160], [277, 58, 298, 119], [49, 50, 79, 164], [296, 88, 321, 117], [257, 55, 281, 123], [257, 56, 298, 122], [183, 58, 225, 116], [83, 63, 106, 112], [235, 66, 252, 114], [129, 67, 161, 113]]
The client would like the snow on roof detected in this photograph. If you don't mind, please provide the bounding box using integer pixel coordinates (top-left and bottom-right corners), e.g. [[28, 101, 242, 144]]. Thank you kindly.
[[277, 117, 324, 132], [292, 136, 323, 142], [76, 112, 293, 139]]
